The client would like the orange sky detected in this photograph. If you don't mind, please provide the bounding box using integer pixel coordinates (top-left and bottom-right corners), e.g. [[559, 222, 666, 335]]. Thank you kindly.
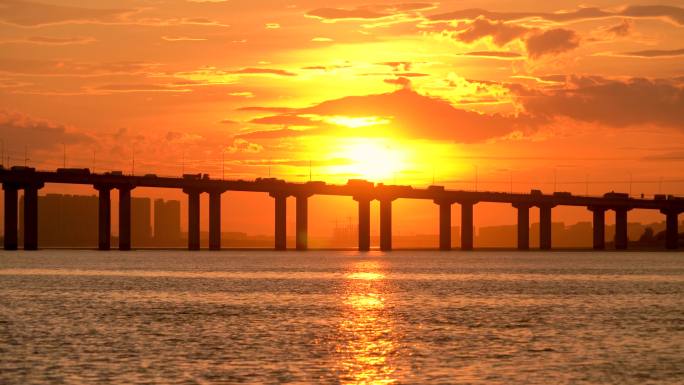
[[1, 1, 684, 236]]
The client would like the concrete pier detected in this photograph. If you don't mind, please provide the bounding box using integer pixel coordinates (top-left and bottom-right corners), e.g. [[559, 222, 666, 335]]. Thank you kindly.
[[380, 199, 393, 251], [118, 187, 132, 251], [589, 207, 606, 250], [461, 201, 474, 251], [270, 192, 287, 250], [96, 186, 112, 251], [296, 194, 309, 250], [662, 209, 681, 250], [513, 203, 530, 250], [3, 184, 19, 250], [209, 191, 222, 250], [438, 201, 452, 251], [23, 185, 40, 250], [539, 204, 553, 250], [355, 196, 371, 251], [185, 189, 201, 250], [614, 208, 629, 250]]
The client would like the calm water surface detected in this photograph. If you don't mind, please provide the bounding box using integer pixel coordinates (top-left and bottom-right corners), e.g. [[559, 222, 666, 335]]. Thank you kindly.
[[1, 250, 683, 384]]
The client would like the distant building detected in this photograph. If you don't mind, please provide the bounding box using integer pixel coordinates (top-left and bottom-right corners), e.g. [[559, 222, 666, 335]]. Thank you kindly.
[[132, 197, 152, 246], [154, 199, 181, 246], [19, 193, 98, 247], [476, 225, 516, 248]]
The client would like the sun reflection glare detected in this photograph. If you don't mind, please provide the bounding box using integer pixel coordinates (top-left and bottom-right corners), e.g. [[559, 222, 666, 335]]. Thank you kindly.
[[337, 260, 398, 384]]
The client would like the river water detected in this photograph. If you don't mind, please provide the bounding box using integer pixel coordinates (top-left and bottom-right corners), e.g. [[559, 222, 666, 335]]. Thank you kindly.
[[1, 250, 683, 384]]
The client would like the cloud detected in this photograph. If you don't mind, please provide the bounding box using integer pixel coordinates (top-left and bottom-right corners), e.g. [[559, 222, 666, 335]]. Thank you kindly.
[[307, 3, 434, 22], [307, 7, 389, 21], [525, 28, 580, 58], [429, 5, 684, 26], [448, 18, 579, 58], [230, 67, 297, 77], [161, 36, 208, 42], [617, 48, 684, 58], [604, 19, 633, 37], [238, 88, 526, 143], [0, 0, 132, 26], [515, 76, 684, 129], [453, 17, 527, 45], [92, 83, 191, 93], [249, 114, 317, 127], [0, 110, 93, 154], [0, 59, 158, 76], [0, 36, 95, 45], [461, 51, 523, 59], [226, 138, 262, 154]]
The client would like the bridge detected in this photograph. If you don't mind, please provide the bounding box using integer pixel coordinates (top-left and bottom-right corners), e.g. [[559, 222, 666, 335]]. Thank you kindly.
[[1, 166, 683, 251]]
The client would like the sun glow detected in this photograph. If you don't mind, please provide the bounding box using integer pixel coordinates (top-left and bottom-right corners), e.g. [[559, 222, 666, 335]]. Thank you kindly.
[[334, 138, 407, 182], [323, 115, 391, 128]]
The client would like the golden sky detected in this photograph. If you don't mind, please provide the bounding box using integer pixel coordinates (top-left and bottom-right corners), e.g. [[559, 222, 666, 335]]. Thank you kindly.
[[1, 0, 684, 198]]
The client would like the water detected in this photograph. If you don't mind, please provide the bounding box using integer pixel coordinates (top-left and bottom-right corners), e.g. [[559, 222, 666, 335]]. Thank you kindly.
[[1, 251, 683, 384]]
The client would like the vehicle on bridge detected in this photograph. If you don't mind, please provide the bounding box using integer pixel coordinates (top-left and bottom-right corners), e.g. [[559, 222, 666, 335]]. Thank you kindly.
[[57, 168, 90, 175], [10, 166, 35, 172], [183, 173, 201, 180], [553, 191, 572, 197], [604, 192, 629, 199]]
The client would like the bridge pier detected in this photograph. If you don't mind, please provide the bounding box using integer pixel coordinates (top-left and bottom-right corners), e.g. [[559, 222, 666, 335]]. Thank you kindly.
[[661, 209, 681, 250], [118, 187, 132, 251], [461, 201, 475, 251], [184, 188, 201, 251], [209, 190, 222, 251], [589, 207, 606, 250], [96, 185, 112, 251], [296, 194, 310, 250], [3, 183, 19, 250], [513, 203, 530, 250], [436, 200, 452, 251], [539, 204, 554, 250], [380, 198, 393, 251], [270, 192, 287, 250], [355, 196, 372, 251], [23, 184, 42, 250], [614, 208, 630, 250]]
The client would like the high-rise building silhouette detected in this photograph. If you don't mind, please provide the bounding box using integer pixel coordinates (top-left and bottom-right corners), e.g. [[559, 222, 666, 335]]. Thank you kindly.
[[19, 193, 98, 247], [154, 199, 181, 246], [132, 197, 152, 246]]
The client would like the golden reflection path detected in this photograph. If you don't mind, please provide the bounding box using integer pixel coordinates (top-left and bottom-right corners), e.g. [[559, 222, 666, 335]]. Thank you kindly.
[[337, 259, 398, 385]]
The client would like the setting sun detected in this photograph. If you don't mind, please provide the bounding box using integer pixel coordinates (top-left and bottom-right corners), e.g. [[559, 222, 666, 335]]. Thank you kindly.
[[334, 139, 407, 182]]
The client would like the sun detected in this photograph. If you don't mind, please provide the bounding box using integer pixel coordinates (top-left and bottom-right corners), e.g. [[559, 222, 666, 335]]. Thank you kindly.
[[334, 138, 407, 182]]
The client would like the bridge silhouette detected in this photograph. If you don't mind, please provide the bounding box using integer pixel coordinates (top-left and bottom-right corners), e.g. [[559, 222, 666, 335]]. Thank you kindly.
[[1, 166, 683, 251]]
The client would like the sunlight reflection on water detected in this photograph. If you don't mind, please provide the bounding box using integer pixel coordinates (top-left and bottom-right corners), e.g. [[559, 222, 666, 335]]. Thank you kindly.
[[338, 260, 397, 384]]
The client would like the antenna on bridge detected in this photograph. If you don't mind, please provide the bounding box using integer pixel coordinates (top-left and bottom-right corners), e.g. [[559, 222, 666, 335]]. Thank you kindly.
[[585, 174, 589, 195], [222, 150, 225, 180], [659, 176, 663, 193], [474, 165, 478, 192], [24, 145, 28, 167], [553, 168, 557, 192], [63, 143, 66, 168], [131, 151, 135, 176], [92, 150, 96, 173], [182, 151, 185, 174]]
